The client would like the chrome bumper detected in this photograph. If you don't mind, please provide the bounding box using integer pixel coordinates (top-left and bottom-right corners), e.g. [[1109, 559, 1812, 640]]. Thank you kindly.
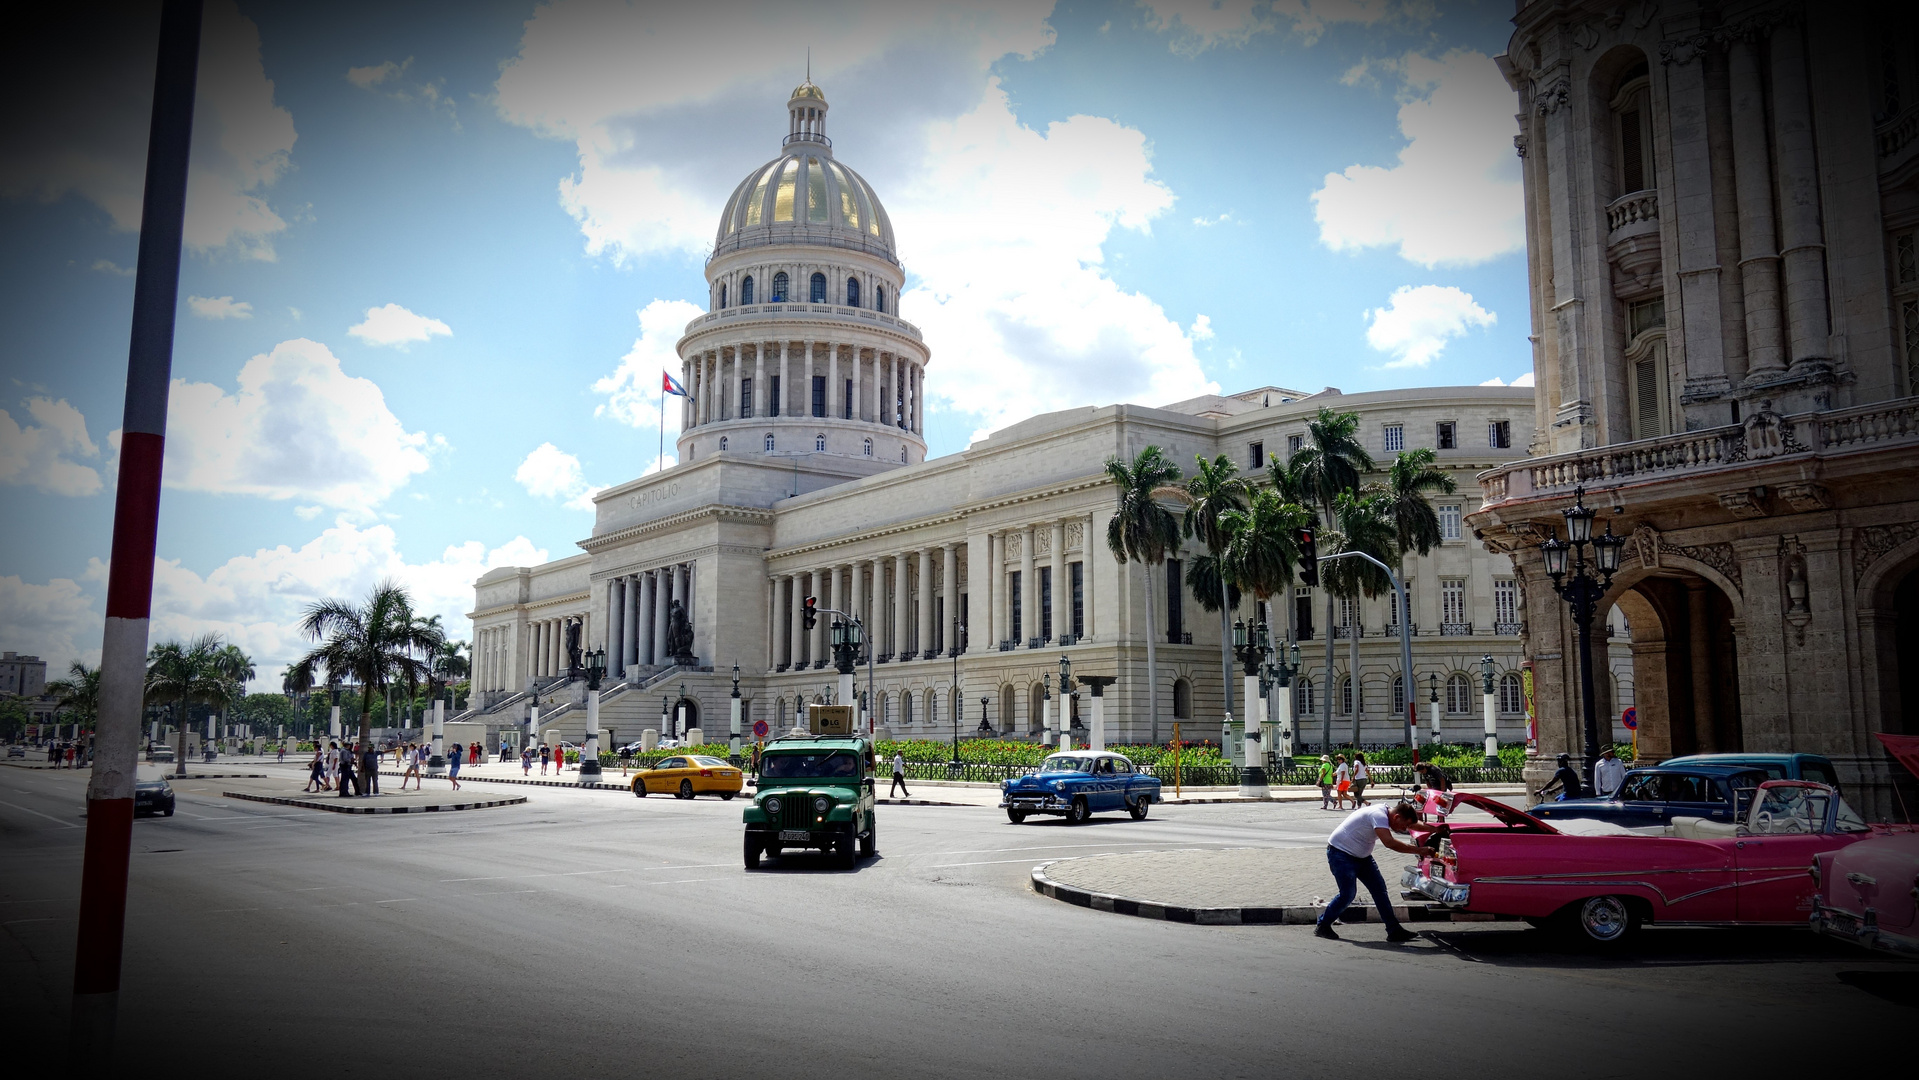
[[1001, 793, 1067, 811], [1810, 899, 1919, 958], [1401, 865, 1471, 907]]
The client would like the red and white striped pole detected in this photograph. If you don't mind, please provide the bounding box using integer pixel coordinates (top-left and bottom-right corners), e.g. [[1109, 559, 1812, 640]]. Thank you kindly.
[[70, 1, 202, 1066]]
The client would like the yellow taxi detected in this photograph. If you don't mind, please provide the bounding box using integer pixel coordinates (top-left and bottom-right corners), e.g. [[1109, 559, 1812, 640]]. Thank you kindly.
[[631, 753, 744, 800]]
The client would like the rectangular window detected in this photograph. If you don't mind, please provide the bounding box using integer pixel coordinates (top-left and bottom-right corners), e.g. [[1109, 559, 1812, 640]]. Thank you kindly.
[[1436, 421, 1457, 450], [1338, 596, 1358, 629], [1039, 565, 1053, 641], [1903, 299, 1919, 395], [1009, 571, 1022, 643], [843, 379, 853, 420], [1294, 586, 1314, 640], [1287, 434, 1304, 456], [1071, 561, 1085, 638], [1488, 420, 1511, 449], [1166, 558, 1184, 640], [1635, 354, 1662, 437], [811, 375, 826, 418], [1494, 579, 1517, 627], [1441, 579, 1466, 626], [1383, 424, 1404, 453], [769, 375, 780, 417], [1387, 585, 1411, 628], [1898, 231, 1917, 285], [1629, 297, 1666, 338], [1620, 109, 1645, 192], [1439, 503, 1462, 541], [740, 377, 753, 419], [1248, 441, 1264, 470]]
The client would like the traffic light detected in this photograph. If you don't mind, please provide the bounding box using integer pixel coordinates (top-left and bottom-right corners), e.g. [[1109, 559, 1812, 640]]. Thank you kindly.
[[802, 595, 818, 631], [1298, 528, 1318, 586]]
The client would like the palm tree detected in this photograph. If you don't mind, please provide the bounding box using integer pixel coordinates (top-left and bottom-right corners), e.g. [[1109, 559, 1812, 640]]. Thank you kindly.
[[1172, 454, 1250, 726], [287, 581, 443, 750], [1325, 491, 1399, 747], [1104, 445, 1183, 744], [212, 644, 254, 737], [146, 634, 233, 776], [1291, 408, 1375, 752], [46, 661, 101, 730], [1264, 452, 1314, 642], [1220, 489, 1309, 632], [1379, 447, 1457, 564]]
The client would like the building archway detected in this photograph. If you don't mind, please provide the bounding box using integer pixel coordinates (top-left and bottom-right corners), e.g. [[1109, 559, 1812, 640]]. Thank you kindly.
[[998, 683, 1015, 734], [1028, 682, 1046, 734], [1860, 540, 1919, 740], [1598, 565, 1743, 761]]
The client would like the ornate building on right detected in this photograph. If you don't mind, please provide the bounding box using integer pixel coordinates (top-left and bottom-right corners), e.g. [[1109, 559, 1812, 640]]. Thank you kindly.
[[1473, 1, 1919, 814]]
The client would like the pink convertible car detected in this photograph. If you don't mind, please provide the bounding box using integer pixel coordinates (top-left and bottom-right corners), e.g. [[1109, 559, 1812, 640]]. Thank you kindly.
[[1402, 782, 1892, 945], [1808, 734, 1919, 957]]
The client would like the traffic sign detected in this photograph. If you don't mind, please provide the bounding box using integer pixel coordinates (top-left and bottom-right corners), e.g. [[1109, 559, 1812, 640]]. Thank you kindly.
[[1622, 706, 1637, 731], [752, 719, 769, 738]]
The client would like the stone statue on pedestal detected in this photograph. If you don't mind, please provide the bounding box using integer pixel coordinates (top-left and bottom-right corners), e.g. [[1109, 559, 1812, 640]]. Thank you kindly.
[[665, 600, 695, 664]]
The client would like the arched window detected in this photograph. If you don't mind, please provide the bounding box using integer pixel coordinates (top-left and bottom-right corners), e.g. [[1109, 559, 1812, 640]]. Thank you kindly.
[[900, 447, 908, 463], [846, 276, 860, 307], [741, 275, 755, 304], [1295, 678, 1315, 717], [718, 283, 727, 308], [1339, 675, 1353, 715], [926, 688, 938, 727], [875, 285, 886, 313], [810, 272, 826, 303], [771, 271, 789, 302], [1173, 678, 1193, 720], [1498, 672, 1524, 714], [862, 438, 873, 457], [1392, 675, 1405, 717], [775, 697, 786, 724], [902, 692, 914, 726], [814, 433, 826, 452], [718, 436, 727, 451], [999, 683, 1015, 732], [1446, 673, 1472, 714], [763, 432, 775, 452]]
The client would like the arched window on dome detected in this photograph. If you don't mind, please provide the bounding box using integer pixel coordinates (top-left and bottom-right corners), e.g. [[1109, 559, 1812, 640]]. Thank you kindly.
[[875, 285, 886, 313], [741, 276, 755, 304], [718, 436, 728, 451], [718, 283, 727, 309], [846, 277, 860, 307], [900, 446, 908, 463], [815, 433, 826, 452], [862, 438, 872, 457], [809, 273, 826, 303], [764, 432, 775, 452], [771, 272, 789, 303]]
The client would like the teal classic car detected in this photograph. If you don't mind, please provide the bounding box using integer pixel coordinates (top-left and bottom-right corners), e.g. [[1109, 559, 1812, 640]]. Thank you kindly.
[[742, 736, 877, 869], [1001, 752, 1162, 824]]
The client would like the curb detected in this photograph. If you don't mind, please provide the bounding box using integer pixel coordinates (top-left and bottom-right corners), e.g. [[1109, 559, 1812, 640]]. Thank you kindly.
[[161, 772, 270, 780], [223, 791, 528, 815], [876, 797, 983, 807], [1029, 861, 1518, 926], [373, 769, 630, 792]]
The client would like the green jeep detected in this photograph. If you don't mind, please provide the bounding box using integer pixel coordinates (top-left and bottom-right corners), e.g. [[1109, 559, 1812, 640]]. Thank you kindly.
[[743, 736, 878, 869]]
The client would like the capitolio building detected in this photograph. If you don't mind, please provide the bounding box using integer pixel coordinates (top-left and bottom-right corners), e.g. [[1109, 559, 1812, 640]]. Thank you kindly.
[[460, 81, 1571, 762]]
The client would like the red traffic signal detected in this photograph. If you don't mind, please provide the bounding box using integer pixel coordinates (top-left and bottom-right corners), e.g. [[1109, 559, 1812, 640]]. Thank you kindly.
[[1298, 528, 1319, 586], [802, 595, 818, 631]]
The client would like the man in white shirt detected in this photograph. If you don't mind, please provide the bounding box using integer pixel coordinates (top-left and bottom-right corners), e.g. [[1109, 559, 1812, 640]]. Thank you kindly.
[[1315, 800, 1433, 943], [1593, 747, 1627, 799]]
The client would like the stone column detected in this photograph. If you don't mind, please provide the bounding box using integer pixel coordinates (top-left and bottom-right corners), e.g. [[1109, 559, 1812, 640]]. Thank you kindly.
[[778, 340, 789, 418], [753, 343, 766, 418], [851, 346, 863, 422], [673, 564, 691, 660], [894, 553, 910, 659], [827, 341, 839, 419], [682, 357, 693, 430], [654, 569, 672, 665], [639, 572, 657, 667], [917, 547, 934, 659], [1687, 580, 1717, 753], [850, 561, 866, 656], [826, 563, 843, 645], [1020, 526, 1036, 646], [869, 557, 885, 654], [624, 574, 641, 671], [787, 574, 803, 669], [1049, 521, 1066, 641], [1663, 52, 1730, 403], [1728, 37, 1784, 379], [988, 532, 1002, 648], [1084, 513, 1097, 639], [608, 578, 625, 678], [809, 569, 826, 665], [801, 341, 814, 418], [1768, 24, 1831, 370], [942, 543, 959, 655]]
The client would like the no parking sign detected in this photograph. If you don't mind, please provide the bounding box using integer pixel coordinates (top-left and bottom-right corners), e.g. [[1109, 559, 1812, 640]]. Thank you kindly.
[[752, 719, 769, 739], [1622, 706, 1638, 730]]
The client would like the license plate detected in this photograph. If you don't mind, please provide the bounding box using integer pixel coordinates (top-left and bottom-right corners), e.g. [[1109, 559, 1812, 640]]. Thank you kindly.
[[778, 829, 810, 844]]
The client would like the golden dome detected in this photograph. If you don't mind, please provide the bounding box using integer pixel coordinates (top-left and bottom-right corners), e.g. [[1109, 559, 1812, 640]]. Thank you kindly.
[[790, 81, 825, 101]]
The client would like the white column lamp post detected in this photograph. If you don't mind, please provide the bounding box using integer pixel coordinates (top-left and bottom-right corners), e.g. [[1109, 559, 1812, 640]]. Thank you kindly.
[[1480, 654, 1499, 768], [579, 647, 606, 784]]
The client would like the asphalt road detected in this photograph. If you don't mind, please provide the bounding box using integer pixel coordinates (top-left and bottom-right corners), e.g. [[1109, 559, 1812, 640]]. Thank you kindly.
[[2, 763, 1910, 1079]]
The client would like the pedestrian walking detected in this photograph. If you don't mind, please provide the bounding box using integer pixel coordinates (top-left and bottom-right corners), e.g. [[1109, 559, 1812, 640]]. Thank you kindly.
[[277, 743, 286, 764], [471, 742, 481, 769], [1593, 747, 1626, 799], [1535, 753, 1584, 803], [1350, 753, 1371, 807], [540, 744, 551, 776], [336, 744, 357, 798], [1316, 755, 1335, 809], [361, 743, 379, 795], [400, 743, 423, 791], [1314, 799, 1432, 943], [889, 751, 910, 798], [1333, 754, 1352, 810], [305, 749, 325, 793], [521, 746, 532, 776], [448, 741, 463, 791]]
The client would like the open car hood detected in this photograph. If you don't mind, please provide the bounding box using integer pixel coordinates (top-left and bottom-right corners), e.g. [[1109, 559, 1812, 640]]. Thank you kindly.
[[1878, 733, 1919, 782], [1436, 792, 1560, 834]]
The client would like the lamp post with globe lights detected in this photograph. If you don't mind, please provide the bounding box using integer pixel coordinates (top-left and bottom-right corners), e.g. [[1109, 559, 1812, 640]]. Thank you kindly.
[[728, 663, 744, 765], [578, 647, 607, 784], [1428, 671, 1441, 746], [1480, 654, 1499, 768], [1231, 618, 1269, 796], [1537, 487, 1626, 788]]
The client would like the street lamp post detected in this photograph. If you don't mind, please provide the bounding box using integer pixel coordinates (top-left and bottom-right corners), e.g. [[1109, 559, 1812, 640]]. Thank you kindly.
[[950, 620, 965, 752], [1231, 619, 1269, 797], [1480, 654, 1499, 768], [729, 663, 743, 766], [1265, 639, 1300, 769], [579, 647, 606, 785], [677, 682, 688, 741], [1057, 654, 1074, 753], [1428, 671, 1441, 745], [427, 670, 448, 777], [1040, 673, 1052, 750], [659, 695, 670, 748], [1538, 486, 1625, 789], [1316, 550, 1417, 747]]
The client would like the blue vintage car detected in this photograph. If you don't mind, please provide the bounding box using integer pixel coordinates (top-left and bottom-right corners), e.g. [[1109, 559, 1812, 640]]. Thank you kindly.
[[1000, 751, 1162, 824], [1529, 764, 1770, 829]]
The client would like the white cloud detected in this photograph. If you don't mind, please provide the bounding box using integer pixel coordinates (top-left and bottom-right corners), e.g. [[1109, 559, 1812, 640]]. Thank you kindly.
[[0, 397, 103, 496], [294, 504, 323, 520], [1363, 284, 1495, 368], [1478, 375, 1505, 386], [0, 575, 99, 672], [1511, 370, 1535, 387], [1191, 212, 1233, 227], [593, 299, 702, 443], [1, 2, 296, 260], [347, 303, 452, 348], [91, 259, 135, 277], [1312, 48, 1522, 267], [514, 442, 603, 512], [1139, 0, 1420, 54], [1190, 314, 1215, 340], [165, 338, 432, 509], [347, 59, 406, 89], [189, 294, 253, 319], [345, 56, 458, 125]]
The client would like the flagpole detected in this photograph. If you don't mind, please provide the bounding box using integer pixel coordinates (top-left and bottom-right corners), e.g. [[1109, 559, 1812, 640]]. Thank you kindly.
[[659, 378, 665, 473]]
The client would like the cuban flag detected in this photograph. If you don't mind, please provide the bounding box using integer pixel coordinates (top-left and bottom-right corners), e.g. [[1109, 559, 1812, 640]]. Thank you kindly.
[[662, 371, 689, 397]]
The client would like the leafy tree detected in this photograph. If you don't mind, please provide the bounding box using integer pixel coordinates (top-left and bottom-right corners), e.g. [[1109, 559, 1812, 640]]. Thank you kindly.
[[46, 660, 101, 729], [146, 635, 234, 776], [1379, 447, 1456, 566], [0, 696, 30, 741], [1104, 445, 1183, 743], [1291, 408, 1375, 751], [1325, 491, 1399, 746], [286, 581, 443, 749], [1220, 489, 1309, 631], [1172, 454, 1250, 723]]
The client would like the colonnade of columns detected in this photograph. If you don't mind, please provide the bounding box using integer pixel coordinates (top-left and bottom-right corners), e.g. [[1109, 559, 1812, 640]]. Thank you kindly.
[[494, 613, 588, 685], [681, 339, 925, 435], [768, 542, 963, 671], [604, 562, 696, 679], [980, 517, 1094, 651]]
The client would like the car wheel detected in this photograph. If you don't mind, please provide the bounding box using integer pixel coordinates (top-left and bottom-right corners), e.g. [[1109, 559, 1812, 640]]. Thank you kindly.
[[721, 791, 735, 801], [1128, 795, 1149, 821], [766, 844, 783, 859], [678, 779, 694, 800], [1564, 895, 1637, 945], [860, 818, 877, 858], [1066, 797, 1091, 825], [836, 831, 857, 868], [1006, 808, 1028, 824], [634, 781, 647, 798], [744, 836, 761, 870]]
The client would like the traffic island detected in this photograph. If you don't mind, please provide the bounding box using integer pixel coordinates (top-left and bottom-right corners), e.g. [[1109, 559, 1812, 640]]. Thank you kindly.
[[223, 791, 528, 815], [1032, 847, 1520, 926]]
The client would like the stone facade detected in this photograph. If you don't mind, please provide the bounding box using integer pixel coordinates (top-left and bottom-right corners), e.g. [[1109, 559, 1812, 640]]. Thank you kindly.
[[1476, 0, 1919, 815]]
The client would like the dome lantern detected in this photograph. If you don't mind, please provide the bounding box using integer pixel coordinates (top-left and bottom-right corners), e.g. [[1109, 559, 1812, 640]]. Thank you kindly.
[[712, 81, 897, 262], [786, 81, 830, 153]]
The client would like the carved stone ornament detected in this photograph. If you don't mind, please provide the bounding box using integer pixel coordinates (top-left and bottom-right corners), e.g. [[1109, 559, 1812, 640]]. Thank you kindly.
[[1533, 76, 1571, 115], [1572, 21, 1602, 51], [1004, 532, 1021, 559], [1632, 0, 1660, 30], [1661, 7, 1797, 65], [1630, 524, 1661, 570], [1035, 529, 1052, 556], [1717, 489, 1769, 519], [1663, 540, 1743, 592], [1781, 537, 1811, 646], [1514, 133, 1530, 159], [1480, 522, 1542, 556], [1065, 521, 1085, 551], [1776, 482, 1830, 514], [1853, 522, 1919, 586]]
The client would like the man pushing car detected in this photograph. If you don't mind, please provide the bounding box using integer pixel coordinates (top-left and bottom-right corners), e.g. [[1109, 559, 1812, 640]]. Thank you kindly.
[[1315, 800, 1434, 943]]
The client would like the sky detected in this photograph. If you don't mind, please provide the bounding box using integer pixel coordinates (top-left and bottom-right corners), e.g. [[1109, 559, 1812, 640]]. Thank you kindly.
[[0, 0, 1534, 690]]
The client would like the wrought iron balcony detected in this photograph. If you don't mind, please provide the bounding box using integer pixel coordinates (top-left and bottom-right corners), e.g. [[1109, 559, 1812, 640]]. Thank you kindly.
[[1439, 622, 1474, 637], [1494, 621, 1523, 636]]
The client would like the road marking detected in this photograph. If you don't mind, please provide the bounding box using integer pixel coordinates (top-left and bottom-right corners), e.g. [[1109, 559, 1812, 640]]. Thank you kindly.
[[0, 799, 81, 828], [373, 898, 417, 904], [209, 908, 259, 914], [467, 889, 544, 896], [4, 918, 59, 925], [438, 862, 732, 884], [924, 857, 1078, 868]]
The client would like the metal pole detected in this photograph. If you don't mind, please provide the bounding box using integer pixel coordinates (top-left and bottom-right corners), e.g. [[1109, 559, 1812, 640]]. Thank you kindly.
[[1482, 655, 1499, 768], [1317, 551, 1414, 748], [72, 2, 202, 1063]]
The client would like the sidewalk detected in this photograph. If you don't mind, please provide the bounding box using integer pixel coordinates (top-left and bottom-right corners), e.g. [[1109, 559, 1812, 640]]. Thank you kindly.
[[204, 774, 527, 816]]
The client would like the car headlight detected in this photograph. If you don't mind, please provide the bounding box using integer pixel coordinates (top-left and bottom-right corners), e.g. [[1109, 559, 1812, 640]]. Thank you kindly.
[[1808, 859, 1820, 886], [814, 796, 831, 815], [764, 797, 781, 815]]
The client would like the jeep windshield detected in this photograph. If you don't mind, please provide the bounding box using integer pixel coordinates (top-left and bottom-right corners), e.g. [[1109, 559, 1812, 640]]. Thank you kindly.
[[1039, 755, 1098, 774], [760, 751, 860, 779]]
